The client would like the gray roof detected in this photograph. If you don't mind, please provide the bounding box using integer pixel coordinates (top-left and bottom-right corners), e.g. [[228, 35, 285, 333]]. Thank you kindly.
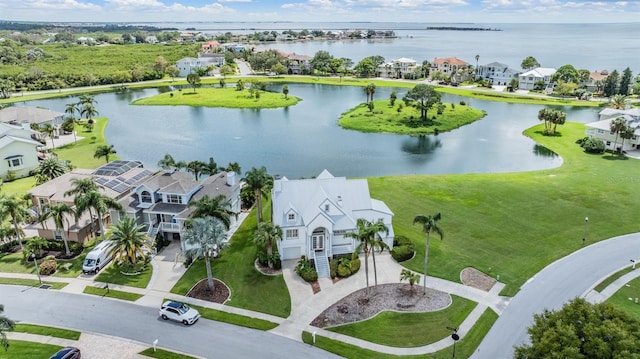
[[0, 106, 64, 124]]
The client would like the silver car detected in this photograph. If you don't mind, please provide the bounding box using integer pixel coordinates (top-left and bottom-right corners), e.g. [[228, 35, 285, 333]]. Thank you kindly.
[[159, 301, 200, 325]]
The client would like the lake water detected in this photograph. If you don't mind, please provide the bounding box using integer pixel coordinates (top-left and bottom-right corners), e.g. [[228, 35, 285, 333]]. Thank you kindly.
[[15, 84, 600, 179]]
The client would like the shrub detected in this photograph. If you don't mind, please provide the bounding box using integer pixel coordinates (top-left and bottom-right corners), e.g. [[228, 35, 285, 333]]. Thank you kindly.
[[329, 258, 339, 279], [351, 258, 361, 273], [295, 256, 318, 283], [39, 258, 58, 275], [257, 250, 269, 267], [337, 264, 351, 277], [269, 251, 281, 270], [394, 235, 413, 247], [459, 100, 466, 106], [301, 269, 318, 283], [391, 246, 415, 262], [581, 137, 605, 154]]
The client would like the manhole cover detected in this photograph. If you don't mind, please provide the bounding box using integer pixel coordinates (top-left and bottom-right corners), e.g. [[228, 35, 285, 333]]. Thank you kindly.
[[39, 284, 51, 289]]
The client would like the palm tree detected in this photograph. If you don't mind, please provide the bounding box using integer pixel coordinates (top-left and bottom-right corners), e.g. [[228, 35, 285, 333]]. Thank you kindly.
[[81, 103, 98, 122], [202, 157, 219, 177], [610, 117, 627, 153], [413, 213, 444, 294], [0, 304, 15, 351], [282, 85, 289, 99], [183, 217, 229, 291], [107, 217, 152, 267], [619, 126, 635, 153], [94, 144, 116, 163], [34, 157, 70, 185], [364, 83, 376, 103], [345, 218, 388, 294], [40, 122, 56, 148], [225, 162, 241, 176], [186, 160, 206, 180], [75, 190, 122, 242], [0, 194, 33, 251], [157, 153, 176, 169], [475, 54, 480, 80], [64, 102, 79, 143], [188, 194, 234, 229], [65, 177, 99, 236], [254, 222, 283, 260], [610, 94, 628, 110], [39, 203, 73, 255], [242, 166, 273, 225]]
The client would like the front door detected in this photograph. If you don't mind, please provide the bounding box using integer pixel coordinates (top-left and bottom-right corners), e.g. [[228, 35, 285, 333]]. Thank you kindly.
[[312, 233, 324, 251]]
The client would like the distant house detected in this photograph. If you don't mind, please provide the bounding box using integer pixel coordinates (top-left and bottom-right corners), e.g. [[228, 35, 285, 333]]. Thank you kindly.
[[282, 52, 312, 74], [0, 123, 43, 181], [272, 170, 394, 278], [0, 106, 65, 137], [145, 36, 159, 44], [518, 67, 557, 91], [201, 40, 221, 53], [430, 57, 469, 77], [377, 57, 418, 79], [585, 108, 640, 152], [116, 169, 241, 251], [175, 54, 225, 77], [583, 70, 609, 93], [477, 62, 521, 85], [220, 43, 247, 52], [28, 161, 154, 243]]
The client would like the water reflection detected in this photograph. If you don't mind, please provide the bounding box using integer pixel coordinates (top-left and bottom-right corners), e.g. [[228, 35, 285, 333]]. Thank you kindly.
[[401, 135, 442, 155], [532, 144, 558, 158]]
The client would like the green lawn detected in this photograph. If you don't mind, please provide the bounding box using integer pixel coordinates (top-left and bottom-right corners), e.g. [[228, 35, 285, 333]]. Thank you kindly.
[[0, 277, 67, 289], [0, 243, 93, 278], [302, 308, 498, 359], [95, 262, 152, 288], [186, 302, 279, 330], [339, 100, 485, 135], [14, 323, 81, 340], [139, 347, 199, 359], [0, 340, 62, 358], [132, 86, 300, 109], [171, 203, 291, 318], [369, 122, 640, 296], [594, 267, 636, 292], [327, 296, 475, 347], [607, 276, 640, 321], [55, 117, 120, 169], [83, 285, 144, 301]]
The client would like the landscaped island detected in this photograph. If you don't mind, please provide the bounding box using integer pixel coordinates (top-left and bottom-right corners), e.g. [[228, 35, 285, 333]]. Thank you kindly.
[[339, 99, 485, 135], [132, 87, 300, 109]]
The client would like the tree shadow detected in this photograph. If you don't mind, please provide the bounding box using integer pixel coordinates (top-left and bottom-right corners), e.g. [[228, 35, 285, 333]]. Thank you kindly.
[[602, 154, 629, 161]]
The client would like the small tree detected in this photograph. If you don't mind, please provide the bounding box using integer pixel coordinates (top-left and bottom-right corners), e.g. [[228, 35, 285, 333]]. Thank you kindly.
[[0, 304, 15, 351], [389, 91, 397, 106], [282, 85, 289, 99], [404, 84, 441, 124], [94, 144, 116, 163], [400, 269, 420, 290], [186, 73, 201, 93], [183, 217, 229, 291]]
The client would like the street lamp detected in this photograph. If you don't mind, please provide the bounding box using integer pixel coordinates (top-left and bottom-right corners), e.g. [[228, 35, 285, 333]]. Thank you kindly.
[[31, 252, 42, 285], [583, 217, 589, 245], [447, 326, 460, 358]]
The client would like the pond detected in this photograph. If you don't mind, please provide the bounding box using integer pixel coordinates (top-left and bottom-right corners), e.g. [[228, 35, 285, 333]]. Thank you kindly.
[[16, 83, 600, 178]]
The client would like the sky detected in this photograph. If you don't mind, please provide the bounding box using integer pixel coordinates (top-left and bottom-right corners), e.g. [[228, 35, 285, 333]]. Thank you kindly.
[[1, 0, 640, 24]]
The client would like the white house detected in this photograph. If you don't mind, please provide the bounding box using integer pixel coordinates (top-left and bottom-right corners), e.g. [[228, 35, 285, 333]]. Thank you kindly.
[[272, 170, 394, 278], [0, 106, 65, 137], [585, 108, 640, 152], [117, 169, 241, 251], [518, 67, 557, 91], [0, 123, 43, 181], [477, 62, 520, 85], [377, 57, 418, 79], [175, 54, 226, 77]]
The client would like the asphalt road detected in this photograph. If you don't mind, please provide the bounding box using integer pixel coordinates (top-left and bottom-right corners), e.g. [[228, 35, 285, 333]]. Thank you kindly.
[[472, 232, 640, 358], [1, 285, 340, 359]]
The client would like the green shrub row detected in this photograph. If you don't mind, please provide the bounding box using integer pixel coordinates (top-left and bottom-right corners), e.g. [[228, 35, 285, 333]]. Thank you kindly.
[[295, 256, 318, 283], [391, 235, 416, 262], [329, 255, 361, 279]]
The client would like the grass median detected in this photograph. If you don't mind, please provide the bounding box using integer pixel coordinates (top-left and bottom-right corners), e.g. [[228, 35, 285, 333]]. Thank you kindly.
[[13, 323, 81, 340]]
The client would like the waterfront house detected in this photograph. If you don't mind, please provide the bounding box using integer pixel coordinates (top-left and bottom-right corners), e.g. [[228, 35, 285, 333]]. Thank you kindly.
[[430, 57, 469, 79], [518, 67, 557, 91], [272, 170, 394, 278], [585, 108, 640, 152], [377, 57, 418, 79], [477, 62, 520, 85], [0, 106, 65, 137], [176, 54, 225, 77], [0, 123, 43, 181], [201, 40, 221, 52], [283, 53, 313, 75], [582, 70, 609, 93]]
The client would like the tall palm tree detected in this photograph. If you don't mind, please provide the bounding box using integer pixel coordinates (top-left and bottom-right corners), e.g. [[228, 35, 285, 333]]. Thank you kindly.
[[75, 190, 122, 242], [0, 194, 33, 251], [225, 162, 241, 176], [186, 160, 206, 180], [202, 157, 219, 177], [39, 122, 56, 148], [183, 217, 229, 291], [609, 94, 628, 110], [610, 117, 627, 153], [64, 102, 79, 142], [619, 126, 635, 152], [39, 203, 74, 255], [34, 157, 70, 185], [254, 222, 283, 260], [475, 54, 480, 80], [188, 194, 234, 229], [65, 177, 99, 236], [107, 217, 152, 267], [345, 218, 388, 294], [242, 166, 273, 225], [0, 304, 15, 351], [94, 144, 116, 163], [157, 153, 176, 169], [413, 213, 444, 294], [81, 103, 98, 122]]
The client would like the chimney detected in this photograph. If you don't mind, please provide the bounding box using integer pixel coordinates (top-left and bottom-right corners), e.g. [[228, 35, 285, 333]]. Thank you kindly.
[[337, 196, 343, 207], [226, 171, 235, 186]]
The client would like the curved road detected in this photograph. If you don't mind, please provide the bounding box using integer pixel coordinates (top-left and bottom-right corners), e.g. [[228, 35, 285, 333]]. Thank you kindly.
[[473, 232, 640, 358], [1, 286, 340, 359]]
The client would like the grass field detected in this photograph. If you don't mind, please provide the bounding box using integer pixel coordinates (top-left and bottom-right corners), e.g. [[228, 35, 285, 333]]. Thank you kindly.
[[0, 340, 62, 359], [186, 302, 279, 330], [132, 86, 300, 108], [13, 323, 81, 340], [0, 277, 67, 289], [339, 100, 485, 135], [83, 285, 144, 301], [94, 263, 152, 288], [369, 122, 640, 296], [607, 276, 640, 321]]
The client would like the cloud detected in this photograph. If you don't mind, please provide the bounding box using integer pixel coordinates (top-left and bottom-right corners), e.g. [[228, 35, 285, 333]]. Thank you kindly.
[[22, 0, 100, 10]]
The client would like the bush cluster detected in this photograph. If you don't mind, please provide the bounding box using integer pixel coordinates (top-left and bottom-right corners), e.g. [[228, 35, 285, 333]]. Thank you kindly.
[[330, 255, 361, 279], [577, 136, 605, 154], [391, 235, 416, 262], [294, 256, 318, 283], [39, 256, 58, 275]]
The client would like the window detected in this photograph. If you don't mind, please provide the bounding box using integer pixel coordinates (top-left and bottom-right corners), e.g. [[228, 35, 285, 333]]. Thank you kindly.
[[286, 229, 298, 239], [288, 213, 295, 221], [333, 230, 346, 236], [141, 191, 152, 203], [167, 194, 181, 204], [6, 156, 23, 168]]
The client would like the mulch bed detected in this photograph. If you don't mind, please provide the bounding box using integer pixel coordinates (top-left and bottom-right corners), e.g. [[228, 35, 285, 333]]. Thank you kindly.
[[311, 281, 321, 294], [186, 279, 230, 304], [254, 259, 282, 276], [460, 267, 496, 292]]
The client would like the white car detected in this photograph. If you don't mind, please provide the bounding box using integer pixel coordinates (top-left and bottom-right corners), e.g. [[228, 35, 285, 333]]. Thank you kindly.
[[159, 301, 200, 325]]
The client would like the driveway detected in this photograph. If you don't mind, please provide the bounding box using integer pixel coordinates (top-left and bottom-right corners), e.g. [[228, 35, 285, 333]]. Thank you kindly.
[[472, 232, 640, 358]]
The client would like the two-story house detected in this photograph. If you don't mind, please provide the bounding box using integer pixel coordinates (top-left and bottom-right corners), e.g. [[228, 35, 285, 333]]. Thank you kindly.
[[0, 106, 65, 138], [377, 58, 418, 79], [518, 67, 557, 91], [430, 57, 469, 80], [585, 108, 640, 152], [0, 122, 44, 181], [272, 170, 394, 278], [283, 53, 312, 75], [175, 54, 226, 77], [477, 62, 521, 86]]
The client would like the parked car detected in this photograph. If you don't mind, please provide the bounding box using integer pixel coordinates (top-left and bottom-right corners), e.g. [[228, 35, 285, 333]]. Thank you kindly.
[[49, 346, 81, 359], [159, 301, 200, 325]]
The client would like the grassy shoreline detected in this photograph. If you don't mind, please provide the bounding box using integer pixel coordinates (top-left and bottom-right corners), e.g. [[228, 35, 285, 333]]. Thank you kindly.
[[132, 86, 300, 108]]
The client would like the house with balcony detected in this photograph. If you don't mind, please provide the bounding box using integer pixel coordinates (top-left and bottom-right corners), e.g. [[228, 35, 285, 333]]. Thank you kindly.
[[477, 62, 521, 85], [0, 106, 65, 137], [28, 160, 154, 243], [582, 70, 609, 93], [175, 54, 225, 77], [377, 57, 418, 79], [283, 53, 312, 75], [272, 170, 394, 278], [518, 67, 557, 91], [116, 169, 241, 251], [585, 108, 640, 152], [430, 57, 469, 80]]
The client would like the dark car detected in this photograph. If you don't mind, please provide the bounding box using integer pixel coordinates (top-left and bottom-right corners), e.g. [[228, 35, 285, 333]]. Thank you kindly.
[[49, 346, 81, 359]]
